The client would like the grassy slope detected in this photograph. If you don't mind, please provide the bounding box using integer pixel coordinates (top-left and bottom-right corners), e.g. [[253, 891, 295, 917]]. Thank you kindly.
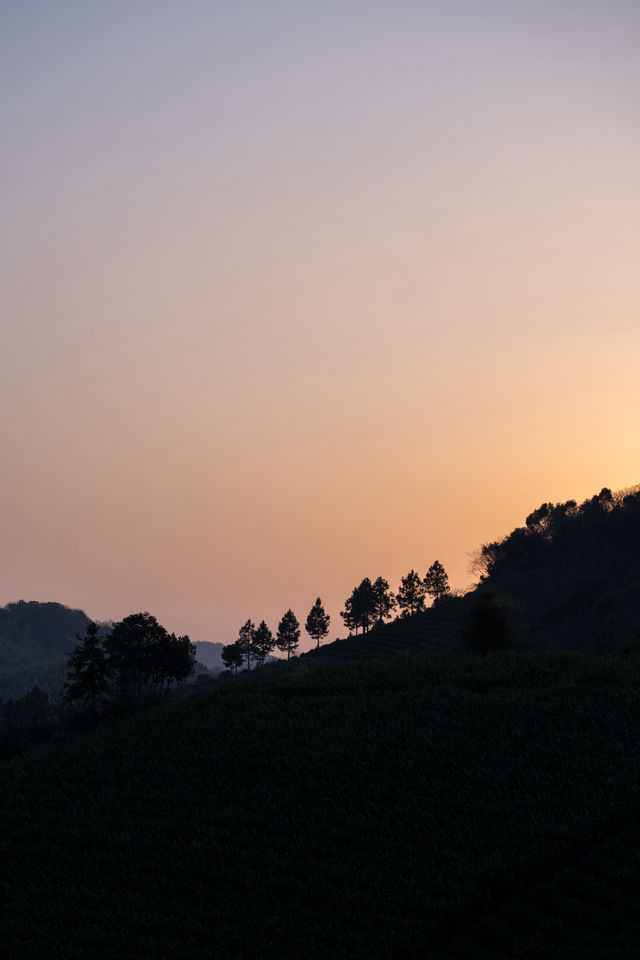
[[1, 652, 640, 959]]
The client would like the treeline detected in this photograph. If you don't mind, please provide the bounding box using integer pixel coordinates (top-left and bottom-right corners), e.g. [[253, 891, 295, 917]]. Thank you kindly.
[[341, 561, 450, 635], [64, 612, 195, 713], [221, 562, 452, 673], [474, 486, 640, 580], [221, 600, 330, 673], [0, 611, 195, 759]]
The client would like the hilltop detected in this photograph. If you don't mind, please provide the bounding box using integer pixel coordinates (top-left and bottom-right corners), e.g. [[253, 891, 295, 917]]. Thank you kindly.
[[305, 484, 640, 663]]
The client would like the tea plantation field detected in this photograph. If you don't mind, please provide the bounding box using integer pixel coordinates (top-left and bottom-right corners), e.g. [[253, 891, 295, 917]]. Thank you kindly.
[[1, 653, 639, 958]]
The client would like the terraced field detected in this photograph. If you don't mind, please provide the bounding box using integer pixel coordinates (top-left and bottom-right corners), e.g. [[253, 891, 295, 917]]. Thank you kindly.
[[1, 652, 639, 959], [303, 601, 467, 662]]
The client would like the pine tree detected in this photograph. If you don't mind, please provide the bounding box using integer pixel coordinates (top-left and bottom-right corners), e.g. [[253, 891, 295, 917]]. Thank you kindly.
[[371, 577, 396, 624], [252, 621, 275, 665], [424, 560, 451, 605], [396, 570, 427, 617], [221, 641, 244, 674], [64, 622, 110, 715], [305, 598, 330, 648], [340, 578, 376, 635], [237, 620, 256, 671], [276, 609, 300, 660]]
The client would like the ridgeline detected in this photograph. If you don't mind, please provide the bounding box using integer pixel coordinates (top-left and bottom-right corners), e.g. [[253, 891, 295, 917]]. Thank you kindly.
[[2, 484, 640, 957]]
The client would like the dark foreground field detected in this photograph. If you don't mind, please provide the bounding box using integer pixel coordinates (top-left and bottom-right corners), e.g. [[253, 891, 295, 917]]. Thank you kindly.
[[1, 653, 639, 959]]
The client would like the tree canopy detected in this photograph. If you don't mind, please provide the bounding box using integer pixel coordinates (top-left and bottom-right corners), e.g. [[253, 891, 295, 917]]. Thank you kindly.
[[66, 612, 195, 710]]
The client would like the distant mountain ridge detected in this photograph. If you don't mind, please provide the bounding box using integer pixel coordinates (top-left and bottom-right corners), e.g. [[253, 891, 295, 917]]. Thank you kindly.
[[194, 641, 226, 671]]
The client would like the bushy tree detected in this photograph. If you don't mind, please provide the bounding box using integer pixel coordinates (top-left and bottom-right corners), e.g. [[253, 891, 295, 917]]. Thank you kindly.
[[104, 612, 194, 705], [237, 620, 256, 672], [276, 610, 300, 660], [424, 561, 450, 605], [396, 570, 426, 617], [221, 641, 244, 674], [150, 631, 196, 698], [371, 577, 396, 624], [253, 621, 275, 665], [64, 622, 109, 715], [341, 578, 376, 635], [305, 598, 330, 648]]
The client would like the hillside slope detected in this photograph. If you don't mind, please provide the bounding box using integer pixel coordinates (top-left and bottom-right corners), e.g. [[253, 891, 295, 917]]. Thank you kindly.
[[1, 652, 639, 959], [308, 484, 640, 663]]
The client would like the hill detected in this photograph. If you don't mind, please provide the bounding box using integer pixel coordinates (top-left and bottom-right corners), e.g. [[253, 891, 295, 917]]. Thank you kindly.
[[305, 484, 640, 663], [193, 640, 227, 671], [1, 651, 639, 958], [0, 600, 93, 701], [473, 484, 640, 652]]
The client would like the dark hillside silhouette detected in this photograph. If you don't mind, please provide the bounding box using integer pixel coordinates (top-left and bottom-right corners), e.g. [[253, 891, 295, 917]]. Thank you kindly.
[[310, 484, 640, 662], [0, 601, 96, 700], [472, 485, 640, 652]]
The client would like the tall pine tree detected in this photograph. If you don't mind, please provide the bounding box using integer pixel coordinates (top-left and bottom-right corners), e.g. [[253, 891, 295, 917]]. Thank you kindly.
[[305, 598, 330, 648], [276, 610, 300, 660], [252, 621, 275, 665], [371, 577, 396, 624], [424, 560, 450, 604], [396, 570, 427, 617], [64, 622, 109, 715], [237, 620, 256, 671]]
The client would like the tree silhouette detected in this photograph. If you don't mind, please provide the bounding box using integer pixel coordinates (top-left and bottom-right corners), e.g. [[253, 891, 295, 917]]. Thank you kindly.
[[237, 620, 256, 672], [371, 577, 396, 624], [396, 570, 426, 617], [150, 631, 195, 698], [64, 622, 109, 715], [253, 621, 275, 665], [276, 610, 300, 660], [104, 612, 194, 705], [305, 598, 330, 648], [341, 578, 376, 635], [424, 561, 450, 605], [221, 642, 244, 674]]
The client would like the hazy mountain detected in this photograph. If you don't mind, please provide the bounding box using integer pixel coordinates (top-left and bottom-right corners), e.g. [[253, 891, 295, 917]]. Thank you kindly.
[[193, 641, 226, 671]]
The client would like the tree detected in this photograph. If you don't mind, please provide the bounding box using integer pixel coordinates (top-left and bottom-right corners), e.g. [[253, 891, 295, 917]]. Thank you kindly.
[[371, 577, 396, 624], [104, 612, 195, 705], [396, 570, 426, 617], [150, 631, 196, 698], [252, 621, 275, 665], [340, 578, 376, 635], [424, 561, 450, 605], [276, 609, 300, 660], [64, 622, 110, 715], [305, 598, 330, 648], [221, 642, 244, 674], [237, 619, 256, 672]]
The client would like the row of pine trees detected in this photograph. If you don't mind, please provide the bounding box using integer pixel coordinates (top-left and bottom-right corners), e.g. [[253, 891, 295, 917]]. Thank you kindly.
[[221, 600, 330, 672], [222, 561, 450, 671]]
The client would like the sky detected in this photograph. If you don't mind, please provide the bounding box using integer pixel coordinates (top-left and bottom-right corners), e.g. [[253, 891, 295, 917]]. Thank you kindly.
[[2, 1, 639, 650]]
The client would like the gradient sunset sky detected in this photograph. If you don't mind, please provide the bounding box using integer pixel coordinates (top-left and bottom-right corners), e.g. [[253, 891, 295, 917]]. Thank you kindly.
[[2, 1, 639, 650]]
